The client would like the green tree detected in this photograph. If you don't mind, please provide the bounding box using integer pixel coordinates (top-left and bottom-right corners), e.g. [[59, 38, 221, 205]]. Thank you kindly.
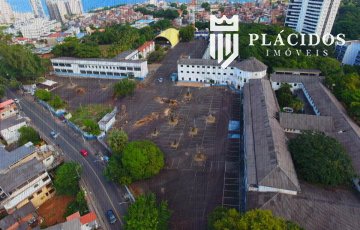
[[82, 119, 101, 136], [113, 79, 137, 98], [54, 162, 82, 196], [209, 208, 302, 230], [201, 2, 211, 11], [107, 129, 128, 154], [147, 50, 166, 64], [0, 84, 5, 98], [122, 140, 164, 181], [179, 25, 195, 42], [64, 190, 89, 217], [34, 89, 52, 101], [124, 193, 171, 230], [18, 126, 41, 146], [288, 132, 356, 186]]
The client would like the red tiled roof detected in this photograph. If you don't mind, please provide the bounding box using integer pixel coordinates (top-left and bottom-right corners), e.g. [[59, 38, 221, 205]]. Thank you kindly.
[[80, 212, 97, 225], [66, 211, 80, 222], [138, 41, 154, 52], [0, 99, 14, 109]]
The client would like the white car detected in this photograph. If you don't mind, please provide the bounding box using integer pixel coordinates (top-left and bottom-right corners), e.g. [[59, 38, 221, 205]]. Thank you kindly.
[[14, 99, 19, 103], [158, 78, 163, 83]]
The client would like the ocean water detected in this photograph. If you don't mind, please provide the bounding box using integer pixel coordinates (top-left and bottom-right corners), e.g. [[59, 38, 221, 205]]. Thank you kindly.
[[9, 0, 256, 13]]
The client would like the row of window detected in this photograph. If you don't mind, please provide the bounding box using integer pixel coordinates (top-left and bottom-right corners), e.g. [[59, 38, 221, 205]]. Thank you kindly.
[[181, 77, 247, 83], [52, 63, 71, 67], [78, 64, 141, 71], [180, 70, 234, 76], [79, 70, 128, 77], [180, 64, 235, 70], [54, 69, 73, 73]]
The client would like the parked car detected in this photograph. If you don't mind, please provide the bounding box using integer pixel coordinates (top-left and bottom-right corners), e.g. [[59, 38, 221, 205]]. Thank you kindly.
[[106, 209, 117, 224], [50, 131, 60, 139], [79, 149, 88, 157], [158, 77, 163, 83], [353, 178, 360, 192]]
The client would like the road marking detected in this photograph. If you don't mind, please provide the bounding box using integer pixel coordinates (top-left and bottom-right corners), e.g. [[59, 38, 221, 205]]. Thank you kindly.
[[18, 98, 124, 226]]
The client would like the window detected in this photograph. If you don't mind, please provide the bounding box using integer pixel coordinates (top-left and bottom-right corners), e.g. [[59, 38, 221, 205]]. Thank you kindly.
[[65, 64, 71, 67], [196, 78, 198, 81], [224, 73, 227, 75], [86, 71, 92, 74], [277, 82, 280, 85], [207, 72, 210, 74], [55, 69, 60, 72], [93, 71, 99, 74], [230, 73, 233, 75], [61, 69, 66, 72], [197, 72, 199, 74], [181, 71, 183, 73], [244, 79, 247, 82], [192, 71, 194, 73], [53, 63, 59, 66], [28, 195, 34, 200], [114, 73, 120, 76], [189, 78, 191, 81], [59, 63, 65, 66], [34, 184, 39, 188], [181, 65, 183, 67], [182, 77, 184, 80], [67, 70, 73, 73], [127, 67, 133, 71], [49, 188, 55, 194], [100, 72, 106, 75], [294, 83, 297, 86], [120, 67, 126, 70], [37, 190, 42, 195], [187, 71, 189, 73], [107, 72, 113, 75], [134, 67, 141, 71], [202, 72, 205, 74], [42, 176, 49, 182]]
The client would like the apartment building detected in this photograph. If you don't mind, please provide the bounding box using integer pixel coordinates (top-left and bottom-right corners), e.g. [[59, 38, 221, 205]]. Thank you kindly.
[[0, 0, 14, 24], [46, 0, 83, 23], [14, 18, 61, 39], [30, 0, 46, 18], [335, 40, 360, 66], [285, 0, 341, 37], [0, 158, 55, 213]]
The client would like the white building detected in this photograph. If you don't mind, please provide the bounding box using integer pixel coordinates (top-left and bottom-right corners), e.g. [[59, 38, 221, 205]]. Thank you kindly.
[[46, 0, 83, 23], [138, 41, 155, 59], [335, 40, 360, 66], [177, 57, 267, 89], [30, 0, 46, 18], [0, 0, 14, 24], [0, 117, 27, 145], [98, 108, 117, 133], [285, 0, 341, 37], [13, 18, 61, 39], [51, 57, 149, 79]]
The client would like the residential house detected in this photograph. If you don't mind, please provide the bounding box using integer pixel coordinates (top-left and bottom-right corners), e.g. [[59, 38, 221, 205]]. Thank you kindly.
[[0, 202, 39, 230], [0, 116, 27, 144], [0, 100, 18, 121], [138, 41, 155, 59], [45, 211, 98, 230]]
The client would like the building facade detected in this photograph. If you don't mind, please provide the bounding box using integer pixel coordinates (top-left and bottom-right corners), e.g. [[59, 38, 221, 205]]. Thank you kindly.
[[0, 100, 18, 120], [14, 18, 61, 39], [285, 0, 341, 37], [0, 0, 14, 24], [177, 57, 267, 89], [335, 40, 360, 66], [138, 41, 155, 59], [46, 0, 83, 23], [51, 57, 149, 79], [30, 0, 46, 18]]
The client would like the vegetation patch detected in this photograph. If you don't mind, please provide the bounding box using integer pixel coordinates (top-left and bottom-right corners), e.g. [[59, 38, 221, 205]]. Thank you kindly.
[[18, 126, 41, 146], [105, 138, 164, 185], [113, 79, 137, 98], [35, 89, 66, 110], [70, 104, 112, 136], [124, 193, 171, 230], [276, 83, 304, 112], [288, 132, 356, 186], [208, 207, 302, 230]]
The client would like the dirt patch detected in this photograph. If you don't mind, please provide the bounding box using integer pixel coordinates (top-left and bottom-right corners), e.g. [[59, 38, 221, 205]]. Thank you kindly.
[[38, 195, 74, 227], [134, 112, 160, 128], [154, 97, 179, 107], [75, 87, 86, 95]]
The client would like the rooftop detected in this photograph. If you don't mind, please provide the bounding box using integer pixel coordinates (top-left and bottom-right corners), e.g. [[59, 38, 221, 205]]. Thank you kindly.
[[0, 203, 36, 230], [80, 212, 97, 225], [270, 74, 325, 83], [0, 158, 45, 193], [0, 116, 27, 130], [114, 49, 138, 60], [0, 99, 15, 109], [243, 79, 300, 192], [44, 218, 81, 230], [279, 112, 334, 133], [51, 56, 145, 64], [178, 57, 267, 72], [0, 143, 36, 172]]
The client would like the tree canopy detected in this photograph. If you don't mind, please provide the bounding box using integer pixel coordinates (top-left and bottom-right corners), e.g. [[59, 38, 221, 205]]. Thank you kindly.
[[54, 162, 82, 196], [104, 140, 164, 185], [275, 83, 304, 112], [179, 25, 195, 42], [288, 132, 356, 186], [107, 129, 128, 154], [52, 37, 101, 58], [208, 207, 302, 230], [113, 79, 137, 98], [18, 126, 41, 146], [332, 1, 360, 40], [124, 193, 170, 230]]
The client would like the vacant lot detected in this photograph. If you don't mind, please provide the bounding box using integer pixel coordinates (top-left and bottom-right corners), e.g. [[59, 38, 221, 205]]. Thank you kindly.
[[38, 195, 74, 227]]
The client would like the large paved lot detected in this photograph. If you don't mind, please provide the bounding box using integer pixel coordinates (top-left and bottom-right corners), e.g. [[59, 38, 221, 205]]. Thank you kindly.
[[47, 40, 240, 229]]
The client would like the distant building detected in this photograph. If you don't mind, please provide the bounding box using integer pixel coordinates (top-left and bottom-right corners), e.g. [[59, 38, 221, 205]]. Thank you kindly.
[[0, 158, 55, 213], [177, 57, 267, 89], [0, 0, 14, 24], [0, 203, 38, 230], [30, 0, 46, 18], [0, 116, 27, 144], [44, 211, 98, 230], [13, 18, 61, 39], [335, 40, 360, 66], [46, 0, 83, 23], [98, 107, 117, 133], [138, 41, 155, 59], [285, 0, 341, 37], [0, 100, 18, 120]]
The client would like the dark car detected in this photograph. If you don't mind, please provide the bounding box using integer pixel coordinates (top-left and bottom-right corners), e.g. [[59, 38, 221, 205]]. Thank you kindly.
[[106, 209, 117, 224]]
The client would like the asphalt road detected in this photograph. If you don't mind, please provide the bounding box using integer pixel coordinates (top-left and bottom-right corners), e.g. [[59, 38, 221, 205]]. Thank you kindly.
[[7, 90, 128, 230]]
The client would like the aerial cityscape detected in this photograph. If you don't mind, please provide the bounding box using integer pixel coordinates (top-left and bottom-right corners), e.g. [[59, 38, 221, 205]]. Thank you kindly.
[[0, 0, 360, 229]]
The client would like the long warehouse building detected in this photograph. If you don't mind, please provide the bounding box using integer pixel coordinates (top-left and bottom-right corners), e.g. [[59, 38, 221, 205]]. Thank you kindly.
[[51, 57, 148, 79]]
